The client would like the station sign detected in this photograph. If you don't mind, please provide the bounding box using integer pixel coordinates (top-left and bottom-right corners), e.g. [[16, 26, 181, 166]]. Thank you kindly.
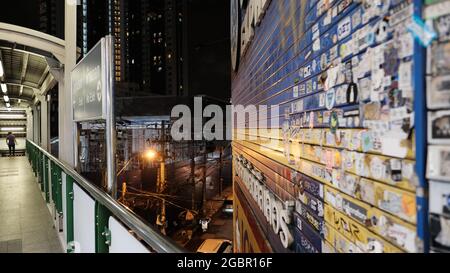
[[72, 38, 109, 122]]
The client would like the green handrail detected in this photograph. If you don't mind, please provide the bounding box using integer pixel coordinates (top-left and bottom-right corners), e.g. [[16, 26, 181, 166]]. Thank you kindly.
[[26, 139, 186, 253]]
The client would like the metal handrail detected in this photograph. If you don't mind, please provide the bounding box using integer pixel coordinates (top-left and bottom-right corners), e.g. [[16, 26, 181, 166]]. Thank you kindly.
[[27, 139, 186, 253]]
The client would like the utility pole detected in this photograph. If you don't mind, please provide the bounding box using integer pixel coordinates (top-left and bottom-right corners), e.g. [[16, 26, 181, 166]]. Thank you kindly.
[[218, 145, 223, 197], [190, 141, 196, 211], [158, 121, 167, 235], [202, 141, 207, 216]]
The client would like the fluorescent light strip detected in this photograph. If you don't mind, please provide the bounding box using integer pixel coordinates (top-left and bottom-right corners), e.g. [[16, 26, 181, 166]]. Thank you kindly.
[[4, 95, 9, 102], [1, 83, 6, 93], [0, 114, 25, 119], [1, 127, 24, 131], [0, 60, 4, 78]]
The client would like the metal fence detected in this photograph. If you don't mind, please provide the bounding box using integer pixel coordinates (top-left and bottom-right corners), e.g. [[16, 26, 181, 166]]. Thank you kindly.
[[26, 139, 185, 253]]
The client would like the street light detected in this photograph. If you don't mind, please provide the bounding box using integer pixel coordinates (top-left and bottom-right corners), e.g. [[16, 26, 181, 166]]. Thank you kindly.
[[144, 149, 158, 161]]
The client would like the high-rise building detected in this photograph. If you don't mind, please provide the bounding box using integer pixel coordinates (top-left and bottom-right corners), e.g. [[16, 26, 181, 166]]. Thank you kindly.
[[78, 0, 229, 101], [39, 0, 64, 39]]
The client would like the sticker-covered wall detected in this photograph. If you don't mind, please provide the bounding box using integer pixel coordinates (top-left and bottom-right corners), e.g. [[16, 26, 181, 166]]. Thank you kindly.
[[231, 0, 429, 253], [424, 0, 450, 253]]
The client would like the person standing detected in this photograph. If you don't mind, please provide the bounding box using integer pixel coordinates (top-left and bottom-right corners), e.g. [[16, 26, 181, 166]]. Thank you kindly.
[[6, 132, 17, 157]]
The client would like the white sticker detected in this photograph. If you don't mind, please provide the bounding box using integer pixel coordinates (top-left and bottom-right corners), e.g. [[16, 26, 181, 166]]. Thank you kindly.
[[293, 85, 299, 98], [399, 33, 414, 58], [313, 38, 321, 52], [399, 61, 413, 91], [338, 16, 352, 40], [319, 93, 326, 107], [370, 157, 386, 180]]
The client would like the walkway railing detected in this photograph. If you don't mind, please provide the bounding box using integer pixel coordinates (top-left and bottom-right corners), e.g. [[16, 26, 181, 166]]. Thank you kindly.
[[26, 139, 185, 253]]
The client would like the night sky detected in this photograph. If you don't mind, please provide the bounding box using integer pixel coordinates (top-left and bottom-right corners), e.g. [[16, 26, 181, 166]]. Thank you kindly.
[[0, 0, 39, 30]]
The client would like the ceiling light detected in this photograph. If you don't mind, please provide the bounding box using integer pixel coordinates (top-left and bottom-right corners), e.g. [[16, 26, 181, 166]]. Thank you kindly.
[[6, 103, 11, 108], [0, 114, 25, 119], [0, 60, 4, 78], [1, 83, 6, 93], [1, 127, 24, 131], [3, 95, 9, 102]]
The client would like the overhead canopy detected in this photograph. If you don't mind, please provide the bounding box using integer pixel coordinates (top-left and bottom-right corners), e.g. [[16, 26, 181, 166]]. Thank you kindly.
[[0, 23, 66, 108]]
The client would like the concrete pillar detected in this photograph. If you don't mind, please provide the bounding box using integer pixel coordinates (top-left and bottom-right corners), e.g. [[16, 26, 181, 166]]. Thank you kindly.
[[38, 96, 49, 151], [26, 107, 33, 141], [59, 1, 77, 166]]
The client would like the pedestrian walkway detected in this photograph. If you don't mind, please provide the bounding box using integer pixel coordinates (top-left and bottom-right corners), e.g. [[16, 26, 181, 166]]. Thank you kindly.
[[0, 156, 63, 253]]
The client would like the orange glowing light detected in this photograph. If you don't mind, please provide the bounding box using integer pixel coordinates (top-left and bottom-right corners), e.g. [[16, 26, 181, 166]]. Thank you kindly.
[[145, 149, 157, 160]]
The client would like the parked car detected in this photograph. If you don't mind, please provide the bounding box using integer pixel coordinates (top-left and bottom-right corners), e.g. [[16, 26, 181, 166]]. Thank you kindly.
[[222, 195, 233, 215], [197, 239, 233, 253]]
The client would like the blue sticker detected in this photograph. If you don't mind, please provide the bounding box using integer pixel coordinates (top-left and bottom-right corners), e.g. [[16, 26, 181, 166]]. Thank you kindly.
[[407, 15, 437, 47]]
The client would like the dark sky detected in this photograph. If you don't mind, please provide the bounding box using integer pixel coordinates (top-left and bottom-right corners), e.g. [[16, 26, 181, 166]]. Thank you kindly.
[[0, 0, 39, 30]]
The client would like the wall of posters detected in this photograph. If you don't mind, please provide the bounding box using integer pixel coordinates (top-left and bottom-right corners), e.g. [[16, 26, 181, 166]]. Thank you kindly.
[[231, 0, 429, 253], [425, 0, 450, 253]]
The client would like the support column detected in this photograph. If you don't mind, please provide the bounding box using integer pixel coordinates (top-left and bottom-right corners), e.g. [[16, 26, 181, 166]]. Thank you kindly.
[[59, 1, 77, 166], [26, 107, 33, 141], [39, 95, 50, 151]]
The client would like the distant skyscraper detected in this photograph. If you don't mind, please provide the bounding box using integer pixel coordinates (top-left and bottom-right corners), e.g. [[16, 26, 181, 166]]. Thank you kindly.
[[78, 0, 229, 101], [39, 0, 64, 39]]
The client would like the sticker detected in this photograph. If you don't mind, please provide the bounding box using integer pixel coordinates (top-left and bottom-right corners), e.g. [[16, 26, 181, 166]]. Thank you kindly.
[[352, 8, 362, 29], [430, 42, 450, 76], [389, 159, 403, 182], [321, 53, 328, 71], [430, 214, 450, 251], [359, 77, 372, 101], [293, 85, 299, 98], [428, 74, 450, 109], [313, 38, 321, 52], [355, 153, 366, 177], [398, 61, 413, 91], [407, 15, 437, 47], [338, 16, 352, 40], [330, 112, 339, 134], [362, 131, 374, 152], [427, 146, 450, 182], [402, 162, 414, 181], [319, 93, 326, 108], [362, 102, 381, 121], [398, 33, 414, 59], [380, 132, 409, 159], [433, 13, 450, 42], [375, 19, 390, 43], [326, 88, 336, 110], [370, 157, 386, 180], [430, 180, 450, 216], [429, 111, 450, 144]]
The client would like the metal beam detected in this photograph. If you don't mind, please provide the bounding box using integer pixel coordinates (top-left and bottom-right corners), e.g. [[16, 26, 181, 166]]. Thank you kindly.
[[21, 52, 29, 84], [37, 65, 50, 88], [2, 82, 39, 93], [0, 23, 65, 63]]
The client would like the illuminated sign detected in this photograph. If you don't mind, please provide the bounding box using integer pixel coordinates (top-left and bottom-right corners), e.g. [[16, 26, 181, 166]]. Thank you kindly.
[[234, 155, 294, 249], [231, 0, 271, 71]]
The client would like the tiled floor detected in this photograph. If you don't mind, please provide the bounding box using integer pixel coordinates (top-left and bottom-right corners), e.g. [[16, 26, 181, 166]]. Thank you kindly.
[[0, 156, 63, 253]]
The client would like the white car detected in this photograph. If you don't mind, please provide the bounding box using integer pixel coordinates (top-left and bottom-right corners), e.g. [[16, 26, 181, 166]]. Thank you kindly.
[[197, 239, 233, 253]]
